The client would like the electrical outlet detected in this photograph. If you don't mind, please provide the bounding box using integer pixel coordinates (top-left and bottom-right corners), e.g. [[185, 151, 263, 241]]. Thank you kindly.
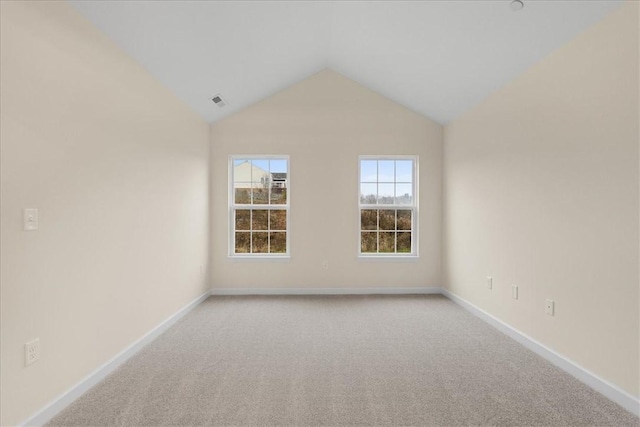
[[546, 299, 555, 316], [512, 285, 518, 300], [487, 276, 493, 290], [25, 338, 40, 366]]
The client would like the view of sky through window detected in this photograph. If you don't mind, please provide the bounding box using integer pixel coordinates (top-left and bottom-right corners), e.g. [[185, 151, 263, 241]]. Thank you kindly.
[[360, 159, 413, 205]]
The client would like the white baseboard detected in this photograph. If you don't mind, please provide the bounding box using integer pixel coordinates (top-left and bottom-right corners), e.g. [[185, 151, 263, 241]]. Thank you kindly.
[[210, 287, 442, 296], [19, 291, 211, 427], [441, 289, 640, 417], [19, 287, 638, 425]]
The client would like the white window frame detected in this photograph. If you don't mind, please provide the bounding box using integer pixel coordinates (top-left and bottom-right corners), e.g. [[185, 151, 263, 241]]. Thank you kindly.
[[229, 155, 290, 259], [358, 155, 418, 258]]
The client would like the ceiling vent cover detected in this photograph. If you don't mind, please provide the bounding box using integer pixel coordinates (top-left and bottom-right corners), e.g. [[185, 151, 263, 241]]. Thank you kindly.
[[210, 94, 227, 108]]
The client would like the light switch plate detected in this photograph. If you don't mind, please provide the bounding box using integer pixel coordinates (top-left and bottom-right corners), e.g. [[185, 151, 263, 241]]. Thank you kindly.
[[23, 208, 38, 231], [546, 299, 555, 316], [512, 285, 518, 300]]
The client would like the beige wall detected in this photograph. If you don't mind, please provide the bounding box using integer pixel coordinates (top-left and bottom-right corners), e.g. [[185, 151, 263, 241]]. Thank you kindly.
[[2, 0, 635, 423], [210, 70, 443, 289], [443, 2, 639, 398], [0, 2, 210, 425]]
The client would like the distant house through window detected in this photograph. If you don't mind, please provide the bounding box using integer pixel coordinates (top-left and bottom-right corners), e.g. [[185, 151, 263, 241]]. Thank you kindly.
[[229, 156, 289, 256], [271, 172, 287, 189], [359, 156, 417, 256]]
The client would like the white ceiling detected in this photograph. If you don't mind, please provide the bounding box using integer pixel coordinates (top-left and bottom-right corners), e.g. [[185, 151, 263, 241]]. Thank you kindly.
[[69, 0, 622, 124]]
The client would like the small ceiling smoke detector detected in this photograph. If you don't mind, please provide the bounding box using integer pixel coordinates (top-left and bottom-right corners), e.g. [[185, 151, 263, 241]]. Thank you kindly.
[[510, 0, 524, 11], [210, 94, 227, 108]]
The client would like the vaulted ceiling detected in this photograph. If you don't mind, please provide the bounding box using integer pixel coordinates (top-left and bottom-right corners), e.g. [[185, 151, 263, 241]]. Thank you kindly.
[[69, 1, 622, 124]]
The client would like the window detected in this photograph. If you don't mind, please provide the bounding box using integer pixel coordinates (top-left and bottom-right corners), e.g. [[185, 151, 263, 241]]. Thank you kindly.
[[230, 156, 289, 257], [359, 156, 417, 256]]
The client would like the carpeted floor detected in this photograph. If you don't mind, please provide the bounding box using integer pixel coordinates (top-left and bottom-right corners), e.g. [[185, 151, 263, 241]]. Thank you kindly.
[[48, 295, 638, 426]]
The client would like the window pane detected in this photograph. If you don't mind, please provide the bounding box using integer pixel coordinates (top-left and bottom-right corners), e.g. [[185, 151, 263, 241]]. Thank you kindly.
[[252, 232, 268, 253], [269, 159, 287, 173], [361, 209, 377, 230], [360, 160, 377, 182], [251, 160, 270, 205], [396, 160, 413, 182], [270, 210, 287, 230], [360, 183, 377, 204], [379, 232, 395, 253], [233, 161, 251, 182], [379, 209, 395, 230], [395, 183, 412, 204], [269, 159, 287, 205], [397, 210, 412, 231], [251, 160, 269, 177], [378, 160, 394, 183], [235, 232, 250, 253], [270, 232, 286, 253], [235, 210, 250, 231], [378, 183, 394, 204], [252, 210, 268, 230], [361, 232, 377, 253], [397, 232, 411, 253], [235, 186, 251, 204], [270, 187, 287, 205], [252, 188, 269, 205]]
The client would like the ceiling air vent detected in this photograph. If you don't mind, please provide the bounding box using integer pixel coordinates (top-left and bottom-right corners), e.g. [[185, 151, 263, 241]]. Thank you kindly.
[[210, 94, 227, 108]]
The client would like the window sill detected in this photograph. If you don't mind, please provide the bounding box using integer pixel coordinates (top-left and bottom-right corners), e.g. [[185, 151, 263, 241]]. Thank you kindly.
[[358, 255, 419, 262], [228, 255, 291, 262]]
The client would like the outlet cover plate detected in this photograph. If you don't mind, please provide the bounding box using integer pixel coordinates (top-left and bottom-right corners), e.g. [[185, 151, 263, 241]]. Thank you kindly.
[[25, 338, 40, 366]]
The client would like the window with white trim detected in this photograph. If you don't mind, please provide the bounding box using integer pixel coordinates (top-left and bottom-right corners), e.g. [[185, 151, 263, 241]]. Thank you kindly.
[[230, 156, 289, 256], [359, 156, 417, 256]]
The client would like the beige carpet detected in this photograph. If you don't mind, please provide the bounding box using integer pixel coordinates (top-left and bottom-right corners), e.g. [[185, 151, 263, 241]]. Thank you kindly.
[[48, 295, 638, 426]]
